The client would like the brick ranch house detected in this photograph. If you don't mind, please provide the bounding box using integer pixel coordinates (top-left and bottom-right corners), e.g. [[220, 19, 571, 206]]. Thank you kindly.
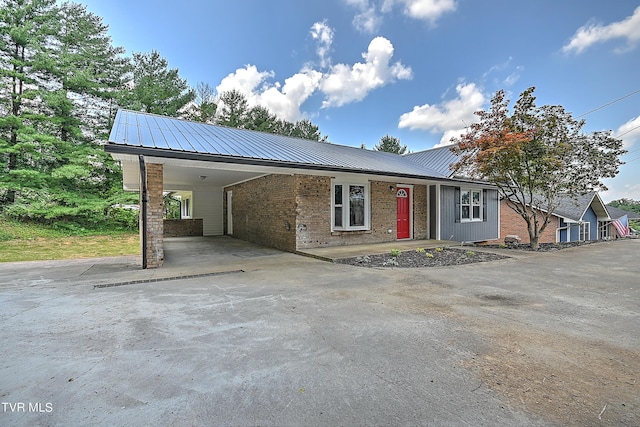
[[105, 110, 500, 269]]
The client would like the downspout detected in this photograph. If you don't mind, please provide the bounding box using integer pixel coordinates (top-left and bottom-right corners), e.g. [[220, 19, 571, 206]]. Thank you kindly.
[[139, 155, 148, 269]]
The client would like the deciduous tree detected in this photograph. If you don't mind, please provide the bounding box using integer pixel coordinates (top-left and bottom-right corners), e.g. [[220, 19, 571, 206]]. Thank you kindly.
[[451, 87, 626, 249]]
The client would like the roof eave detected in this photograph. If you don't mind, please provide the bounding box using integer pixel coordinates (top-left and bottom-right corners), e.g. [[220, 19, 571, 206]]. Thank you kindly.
[[106, 143, 487, 184]]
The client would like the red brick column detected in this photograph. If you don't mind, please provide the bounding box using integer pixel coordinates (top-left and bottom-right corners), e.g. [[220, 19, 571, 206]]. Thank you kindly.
[[142, 163, 164, 268]]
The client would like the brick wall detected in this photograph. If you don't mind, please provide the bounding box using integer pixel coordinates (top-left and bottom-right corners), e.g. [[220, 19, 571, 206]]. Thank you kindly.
[[295, 178, 400, 249], [163, 219, 203, 237], [143, 163, 164, 268], [413, 185, 428, 239], [226, 174, 432, 251], [224, 174, 297, 252], [485, 199, 559, 244]]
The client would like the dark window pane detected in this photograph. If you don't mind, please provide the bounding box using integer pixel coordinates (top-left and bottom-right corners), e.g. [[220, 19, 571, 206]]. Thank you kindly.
[[461, 190, 470, 205], [472, 191, 480, 205], [334, 207, 342, 227], [473, 205, 480, 219], [349, 185, 365, 227], [462, 206, 470, 219], [334, 185, 342, 205]]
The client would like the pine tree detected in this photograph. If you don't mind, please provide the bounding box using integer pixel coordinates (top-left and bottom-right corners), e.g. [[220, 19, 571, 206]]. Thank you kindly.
[[0, 0, 60, 207], [123, 50, 194, 117], [374, 134, 407, 154], [0, 0, 134, 227]]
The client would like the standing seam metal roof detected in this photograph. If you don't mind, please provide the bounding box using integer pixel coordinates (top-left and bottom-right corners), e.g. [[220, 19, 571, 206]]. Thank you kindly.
[[405, 144, 461, 178], [107, 110, 448, 178]]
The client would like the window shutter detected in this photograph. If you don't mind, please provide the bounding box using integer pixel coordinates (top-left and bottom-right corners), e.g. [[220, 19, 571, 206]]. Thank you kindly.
[[454, 187, 460, 223], [482, 189, 488, 222]]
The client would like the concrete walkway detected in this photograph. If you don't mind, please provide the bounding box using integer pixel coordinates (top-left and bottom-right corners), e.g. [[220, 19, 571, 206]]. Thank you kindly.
[[297, 239, 458, 261], [0, 236, 527, 289]]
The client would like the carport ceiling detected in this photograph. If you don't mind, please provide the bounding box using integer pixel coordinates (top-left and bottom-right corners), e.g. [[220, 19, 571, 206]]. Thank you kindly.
[[119, 158, 268, 191]]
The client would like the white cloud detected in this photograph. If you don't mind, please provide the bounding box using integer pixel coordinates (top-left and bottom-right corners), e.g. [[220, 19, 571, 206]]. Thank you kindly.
[[353, 7, 383, 33], [394, 0, 457, 23], [214, 29, 411, 120], [216, 65, 274, 97], [344, 0, 455, 33], [320, 36, 412, 108], [503, 66, 523, 87], [615, 115, 640, 150], [344, 0, 383, 33], [398, 82, 485, 147], [215, 65, 322, 122], [562, 6, 640, 54], [310, 21, 334, 68], [482, 57, 523, 88], [257, 70, 324, 121]]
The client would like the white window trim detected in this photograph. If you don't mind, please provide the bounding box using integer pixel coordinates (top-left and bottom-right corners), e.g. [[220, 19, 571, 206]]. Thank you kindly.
[[331, 180, 371, 231], [579, 221, 590, 241], [460, 188, 483, 222], [181, 197, 192, 219]]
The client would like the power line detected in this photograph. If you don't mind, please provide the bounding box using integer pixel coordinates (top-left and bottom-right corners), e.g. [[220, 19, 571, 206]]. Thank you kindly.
[[617, 124, 640, 138], [577, 88, 640, 118], [625, 155, 640, 163]]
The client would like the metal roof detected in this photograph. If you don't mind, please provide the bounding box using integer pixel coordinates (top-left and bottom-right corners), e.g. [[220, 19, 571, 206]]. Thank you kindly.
[[405, 144, 461, 177], [106, 110, 449, 180]]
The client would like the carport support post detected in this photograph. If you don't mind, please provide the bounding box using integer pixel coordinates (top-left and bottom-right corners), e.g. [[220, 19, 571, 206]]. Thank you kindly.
[[139, 157, 164, 269]]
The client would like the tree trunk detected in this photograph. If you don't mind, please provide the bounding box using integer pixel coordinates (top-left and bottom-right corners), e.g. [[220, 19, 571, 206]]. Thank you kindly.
[[527, 222, 540, 250], [530, 235, 540, 250]]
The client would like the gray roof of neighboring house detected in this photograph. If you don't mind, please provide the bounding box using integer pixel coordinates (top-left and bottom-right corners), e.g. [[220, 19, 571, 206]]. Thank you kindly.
[[606, 205, 640, 220], [405, 144, 460, 177], [553, 192, 609, 222], [106, 110, 453, 180], [506, 191, 610, 222]]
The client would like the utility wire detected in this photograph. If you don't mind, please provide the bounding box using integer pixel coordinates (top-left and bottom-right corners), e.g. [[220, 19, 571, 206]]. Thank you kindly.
[[577, 88, 640, 118], [616, 124, 640, 138]]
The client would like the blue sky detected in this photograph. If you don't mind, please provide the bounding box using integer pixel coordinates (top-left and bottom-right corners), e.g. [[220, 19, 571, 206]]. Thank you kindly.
[[79, 0, 640, 202]]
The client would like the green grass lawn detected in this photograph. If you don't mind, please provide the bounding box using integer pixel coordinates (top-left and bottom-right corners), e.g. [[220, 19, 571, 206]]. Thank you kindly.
[[0, 219, 139, 262]]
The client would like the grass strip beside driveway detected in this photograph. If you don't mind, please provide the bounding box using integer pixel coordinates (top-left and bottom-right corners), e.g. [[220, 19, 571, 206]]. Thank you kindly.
[[0, 234, 139, 262]]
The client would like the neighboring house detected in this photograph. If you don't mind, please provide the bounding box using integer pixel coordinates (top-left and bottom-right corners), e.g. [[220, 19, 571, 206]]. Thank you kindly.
[[606, 205, 640, 238], [105, 110, 500, 268], [554, 192, 611, 242], [488, 192, 614, 245]]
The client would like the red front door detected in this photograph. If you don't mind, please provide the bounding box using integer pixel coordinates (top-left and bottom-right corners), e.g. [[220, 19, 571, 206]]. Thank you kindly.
[[397, 187, 410, 239]]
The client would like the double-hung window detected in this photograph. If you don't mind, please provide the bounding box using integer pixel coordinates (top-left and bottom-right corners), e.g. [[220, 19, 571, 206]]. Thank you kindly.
[[332, 181, 370, 231], [460, 189, 482, 221], [579, 222, 590, 241]]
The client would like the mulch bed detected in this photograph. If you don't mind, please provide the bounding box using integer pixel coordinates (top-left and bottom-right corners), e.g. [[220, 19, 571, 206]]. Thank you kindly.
[[481, 240, 600, 252], [335, 240, 603, 268], [335, 247, 509, 268]]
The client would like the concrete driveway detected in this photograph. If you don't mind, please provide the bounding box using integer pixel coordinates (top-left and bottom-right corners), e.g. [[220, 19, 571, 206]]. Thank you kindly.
[[1, 239, 638, 426]]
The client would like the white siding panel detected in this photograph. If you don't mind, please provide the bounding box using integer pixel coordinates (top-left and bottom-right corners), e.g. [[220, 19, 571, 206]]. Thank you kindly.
[[192, 187, 223, 236]]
